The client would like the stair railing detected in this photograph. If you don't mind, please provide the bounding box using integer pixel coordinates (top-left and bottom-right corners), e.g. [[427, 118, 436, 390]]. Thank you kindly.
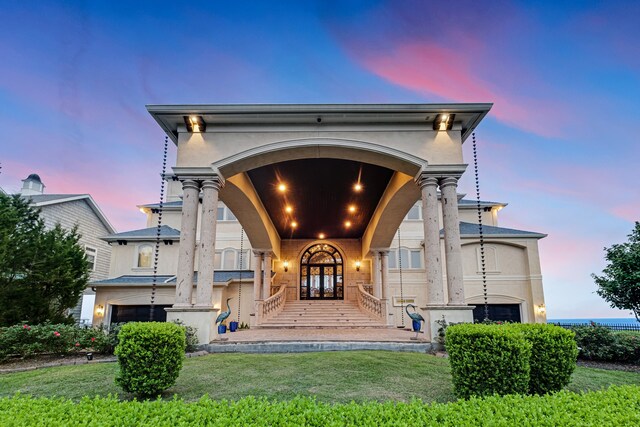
[[261, 282, 287, 321], [356, 283, 386, 322]]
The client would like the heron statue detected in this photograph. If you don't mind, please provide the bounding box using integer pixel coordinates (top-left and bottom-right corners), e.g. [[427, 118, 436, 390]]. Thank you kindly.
[[216, 298, 233, 326], [405, 304, 425, 339]]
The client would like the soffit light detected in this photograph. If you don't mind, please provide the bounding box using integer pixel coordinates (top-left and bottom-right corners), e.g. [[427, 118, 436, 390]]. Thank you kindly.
[[348, 205, 356, 213], [433, 113, 455, 131], [318, 233, 325, 239], [354, 183, 363, 192], [291, 221, 298, 229], [345, 221, 352, 228], [278, 183, 287, 193], [285, 205, 293, 213], [184, 115, 206, 132]]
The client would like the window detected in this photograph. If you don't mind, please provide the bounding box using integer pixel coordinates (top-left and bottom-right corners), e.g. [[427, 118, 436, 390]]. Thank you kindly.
[[388, 247, 423, 269], [85, 246, 97, 271], [217, 204, 238, 221], [215, 248, 250, 270], [406, 203, 421, 220], [137, 245, 153, 268]]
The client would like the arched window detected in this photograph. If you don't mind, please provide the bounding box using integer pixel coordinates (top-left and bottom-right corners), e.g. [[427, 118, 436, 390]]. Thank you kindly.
[[300, 244, 343, 300], [137, 245, 153, 268]]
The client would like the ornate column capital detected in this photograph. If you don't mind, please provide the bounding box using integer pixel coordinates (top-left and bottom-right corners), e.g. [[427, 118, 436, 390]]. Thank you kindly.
[[438, 176, 459, 188], [181, 179, 201, 191], [415, 174, 439, 189], [201, 176, 224, 191]]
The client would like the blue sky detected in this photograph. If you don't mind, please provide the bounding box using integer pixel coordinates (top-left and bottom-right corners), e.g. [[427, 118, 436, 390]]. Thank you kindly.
[[1, 0, 638, 318]]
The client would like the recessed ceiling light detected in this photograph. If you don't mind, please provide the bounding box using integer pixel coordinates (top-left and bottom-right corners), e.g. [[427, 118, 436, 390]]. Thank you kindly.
[[285, 205, 293, 213], [278, 183, 287, 193], [291, 221, 298, 228], [348, 205, 356, 213], [354, 183, 362, 192], [345, 221, 352, 228], [318, 233, 325, 239]]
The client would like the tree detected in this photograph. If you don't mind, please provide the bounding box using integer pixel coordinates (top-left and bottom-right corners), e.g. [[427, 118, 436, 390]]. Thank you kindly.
[[0, 193, 90, 326], [593, 222, 640, 321]]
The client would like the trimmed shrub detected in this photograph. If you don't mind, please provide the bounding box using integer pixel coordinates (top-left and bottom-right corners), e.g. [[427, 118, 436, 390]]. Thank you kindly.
[[446, 323, 531, 398], [115, 322, 186, 397], [613, 332, 640, 364], [2, 386, 640, 426], [572, 325, 617, 361], [512, 324, 578, 394]]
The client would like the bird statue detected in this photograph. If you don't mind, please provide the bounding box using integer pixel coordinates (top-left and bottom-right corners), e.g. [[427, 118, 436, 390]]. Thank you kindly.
[[216, 298, 233, 326], [405, 304, 425, 339]]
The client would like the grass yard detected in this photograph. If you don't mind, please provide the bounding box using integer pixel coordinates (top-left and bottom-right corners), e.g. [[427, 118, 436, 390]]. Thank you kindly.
[[1, 351, 639, 403]]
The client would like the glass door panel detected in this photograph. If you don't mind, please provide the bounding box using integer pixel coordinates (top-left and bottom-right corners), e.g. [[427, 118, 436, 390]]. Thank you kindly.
[[323, 266, 334, 298], [309, 266, 321, 298]]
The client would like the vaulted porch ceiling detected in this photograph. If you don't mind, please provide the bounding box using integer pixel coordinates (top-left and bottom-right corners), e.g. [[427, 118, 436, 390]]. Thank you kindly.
[[246, 159, 394, 240]]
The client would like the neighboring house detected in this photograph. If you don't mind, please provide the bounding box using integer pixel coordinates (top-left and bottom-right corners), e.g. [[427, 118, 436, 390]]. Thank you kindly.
[[90, 103, 547, 344], [19, 174, 115, 324]]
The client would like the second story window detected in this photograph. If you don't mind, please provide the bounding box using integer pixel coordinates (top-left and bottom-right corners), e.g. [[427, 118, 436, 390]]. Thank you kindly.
[[137, 244, 153, 268], [85, 246, 97, 271], [388, 247, 423, 269], [217, 205, 238, 221], [405, 204, 422, 220]]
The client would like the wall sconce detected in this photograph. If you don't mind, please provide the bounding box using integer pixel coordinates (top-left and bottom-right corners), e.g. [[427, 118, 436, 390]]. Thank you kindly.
[[95, 305, 105, 317], [433, 113, 455, 131], [283, 260, 289, 272], [184, 115, 206, 132], [355, 260, 361, 272], [536, 304, 546, 316]]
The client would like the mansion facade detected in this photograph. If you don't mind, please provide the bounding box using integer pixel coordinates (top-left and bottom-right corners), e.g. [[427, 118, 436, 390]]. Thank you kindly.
[[91, 104, 546, 344]]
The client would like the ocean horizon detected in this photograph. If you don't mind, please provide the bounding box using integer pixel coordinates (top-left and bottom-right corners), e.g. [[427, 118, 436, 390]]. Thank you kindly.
[[547, 318, 639, 325]]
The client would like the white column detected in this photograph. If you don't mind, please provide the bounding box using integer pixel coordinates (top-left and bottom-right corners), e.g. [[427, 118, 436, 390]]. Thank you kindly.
[[262, 251, 273, 299], [372, 251, 382, 298], [175, 179, 200, 306], [196, 178, 222, 307], [440, 176, 465, 305], [418, 175, 445, 305], [380, 250, 389, 300], [253, 250, 263, 306]]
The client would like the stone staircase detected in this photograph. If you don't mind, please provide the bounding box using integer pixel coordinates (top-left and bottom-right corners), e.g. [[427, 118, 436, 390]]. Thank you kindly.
[[258, 300, 385, 328]]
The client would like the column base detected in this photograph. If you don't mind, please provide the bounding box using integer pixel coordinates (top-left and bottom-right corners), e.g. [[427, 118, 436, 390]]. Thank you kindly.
[[420, 305, 475, 344], [165, 306, 220, 345]]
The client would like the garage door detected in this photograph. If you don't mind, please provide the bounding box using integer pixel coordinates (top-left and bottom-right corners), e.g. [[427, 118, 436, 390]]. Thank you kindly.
[[110, 305, 171, 324], [472, 304, 522, 323]]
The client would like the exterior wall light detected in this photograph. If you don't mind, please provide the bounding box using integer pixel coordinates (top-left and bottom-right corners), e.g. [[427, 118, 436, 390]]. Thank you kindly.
[[95, 305, 105, 317], [283, 260, 289, 272], [535, 304, 546, 316], [433, 113, 455, 131], [355, 260, 361, 272], [184, 115, 206, 132]]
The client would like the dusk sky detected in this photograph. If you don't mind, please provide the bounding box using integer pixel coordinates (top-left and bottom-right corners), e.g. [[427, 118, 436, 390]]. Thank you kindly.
[[1, 0, 638, 319]]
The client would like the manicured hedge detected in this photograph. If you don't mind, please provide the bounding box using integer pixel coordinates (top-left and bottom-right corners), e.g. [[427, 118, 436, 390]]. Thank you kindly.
[[1, 386, 639, 426], [573, 325, 640, 364], [512, 324, 578, 395], [446, 323, 532, 398], [115, 322, 186, 397]]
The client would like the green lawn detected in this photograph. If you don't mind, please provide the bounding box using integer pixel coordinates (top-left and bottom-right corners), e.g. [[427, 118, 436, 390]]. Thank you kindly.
[[1, 351, 639, 403]]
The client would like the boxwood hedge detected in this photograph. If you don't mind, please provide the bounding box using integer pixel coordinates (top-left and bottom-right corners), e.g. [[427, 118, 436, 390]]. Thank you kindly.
[[1, 386, 639, 426], [115, 322, 186, 397], [446, 323, 532, 398], [512, 323, 578, 395]]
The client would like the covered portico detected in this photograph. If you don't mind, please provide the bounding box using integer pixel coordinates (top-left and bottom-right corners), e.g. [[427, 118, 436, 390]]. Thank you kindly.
[[147, 104, 492, 344]]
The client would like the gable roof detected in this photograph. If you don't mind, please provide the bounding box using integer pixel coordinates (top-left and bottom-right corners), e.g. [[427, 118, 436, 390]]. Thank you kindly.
[[102, 225, 180, 242], [25, 194, 116, 234], [440, 222, 547, 239]]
